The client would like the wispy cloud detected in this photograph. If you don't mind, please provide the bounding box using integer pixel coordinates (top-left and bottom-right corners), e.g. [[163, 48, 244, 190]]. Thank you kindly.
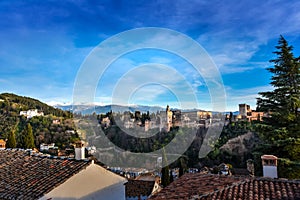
[[0, 0, 299, 110], [225, 85, 274, 111]]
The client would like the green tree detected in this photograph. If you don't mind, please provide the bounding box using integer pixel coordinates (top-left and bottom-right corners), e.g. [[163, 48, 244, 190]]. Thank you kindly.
[[257, 35, 300, 132], [23, 123, 35, 149], [178, 157, 187, 177], [255, 36, 300, 178], [6, 131, 16, 148], [161, 148, 170, 187], [169, 170, 174, 183]]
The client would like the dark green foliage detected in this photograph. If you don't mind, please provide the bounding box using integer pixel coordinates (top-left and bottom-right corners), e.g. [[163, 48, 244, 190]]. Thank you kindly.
[[257, 35, 300, 130], [0, 93, 79, 149], [0, 93, 72, 117], [199, 120, 255, 168], [255, 36, 300, 178], [161, 148, 170, 187], [179, 163, 184, 177], [169, 170, 174, 183], [23, 123, 35, 149], [6, 131, 16, 148], [178, 156, 188, 177], [277, 158, 300, 179], [161, 166, 170, 187]]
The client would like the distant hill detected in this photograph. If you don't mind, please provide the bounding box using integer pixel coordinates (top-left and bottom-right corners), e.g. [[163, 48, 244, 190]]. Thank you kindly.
[[0, 93, 70, 117], [0, 93, 77, 148]]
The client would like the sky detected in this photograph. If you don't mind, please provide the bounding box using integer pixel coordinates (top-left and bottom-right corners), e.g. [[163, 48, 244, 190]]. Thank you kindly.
[[0, 0, 300, 111]]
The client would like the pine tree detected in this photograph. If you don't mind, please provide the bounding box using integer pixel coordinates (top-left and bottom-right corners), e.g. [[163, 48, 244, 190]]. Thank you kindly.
[[6, 131, 16, 148], [255, 36, 300, 178], [23, 123, 35, 149], [257, 35, 300, 137]]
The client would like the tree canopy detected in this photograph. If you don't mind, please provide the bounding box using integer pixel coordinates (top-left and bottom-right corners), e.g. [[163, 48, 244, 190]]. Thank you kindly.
[[23, 123, 35, 149], [255, 36, 300, 178], [257, 35, 300, 132]]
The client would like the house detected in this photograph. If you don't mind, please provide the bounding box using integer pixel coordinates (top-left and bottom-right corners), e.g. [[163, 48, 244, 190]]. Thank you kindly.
[[52, 119, 60, 124], [20, 109, 44, 119], [0, 149, 127, 200], [149, 173, 300, 200], [0, 139, 6, 149], [125, 180, 161, 200], [40, 143, 56, 151]]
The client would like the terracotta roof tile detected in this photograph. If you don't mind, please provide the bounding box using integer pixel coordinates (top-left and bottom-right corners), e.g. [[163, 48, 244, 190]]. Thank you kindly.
[[125, 179, 156, 198], [149, 174, 300, 200], [0, 149, 90, 200]]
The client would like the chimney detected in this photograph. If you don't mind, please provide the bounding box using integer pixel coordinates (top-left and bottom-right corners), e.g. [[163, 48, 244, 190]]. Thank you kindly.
[[75, 141, 85, 160], [261, 155, 278, 178]]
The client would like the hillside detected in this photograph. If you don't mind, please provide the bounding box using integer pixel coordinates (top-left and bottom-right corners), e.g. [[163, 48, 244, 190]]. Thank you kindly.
[[0, 93, 79, 149], [0, 93, 70, 117]]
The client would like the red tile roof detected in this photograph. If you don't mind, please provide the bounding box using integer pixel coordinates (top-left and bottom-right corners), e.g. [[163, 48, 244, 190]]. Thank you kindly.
[[198, 178, 300, 200], [125, 179, 156, 198], [149, 173, 300, 200], [150, 174, 244, 200], [261, 155, 278, 160], [0, 149, 91, 200]]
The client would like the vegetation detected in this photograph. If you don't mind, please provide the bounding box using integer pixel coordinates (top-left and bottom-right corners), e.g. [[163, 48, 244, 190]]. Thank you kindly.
[[161, 148, 170, 187], [0, 93, 79, 149], [21, 123, 35, 149], [6, 131, 16, 148], [200, 120, 256, 168], [255, 35, 300, 178]]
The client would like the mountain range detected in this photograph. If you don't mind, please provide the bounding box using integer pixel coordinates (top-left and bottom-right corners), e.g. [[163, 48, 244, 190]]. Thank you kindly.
[[53, 104, 239, 115]]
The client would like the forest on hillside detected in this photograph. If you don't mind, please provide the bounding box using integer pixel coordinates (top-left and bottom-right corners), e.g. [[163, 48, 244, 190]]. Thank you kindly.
[[0, 93, 79, 149]]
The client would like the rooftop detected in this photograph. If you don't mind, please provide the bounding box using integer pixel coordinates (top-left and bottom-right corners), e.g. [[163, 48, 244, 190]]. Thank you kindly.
[[149, 173, 300, 200], [125, 179, 156, 198], [261, 155, 278, 160], [0, 149, 91, 200]]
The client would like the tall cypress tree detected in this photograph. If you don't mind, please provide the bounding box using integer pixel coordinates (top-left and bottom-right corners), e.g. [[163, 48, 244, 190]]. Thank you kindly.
[[161, 148, 170, 187], [23, 123, 35, 149], [6, 131, 16, 148]]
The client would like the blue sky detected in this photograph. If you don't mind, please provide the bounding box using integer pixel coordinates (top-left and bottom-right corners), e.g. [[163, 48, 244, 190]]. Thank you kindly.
[[0, 0, 300, 111]]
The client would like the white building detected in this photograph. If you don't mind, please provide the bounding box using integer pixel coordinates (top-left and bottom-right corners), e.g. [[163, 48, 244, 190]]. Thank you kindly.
[[20, 109, 44, 119], [40, 143, 55, 151]]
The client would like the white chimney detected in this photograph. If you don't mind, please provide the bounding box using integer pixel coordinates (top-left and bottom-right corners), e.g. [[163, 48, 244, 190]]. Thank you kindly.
[[261, 155, 278, 178], [75, 141, 85, 160]]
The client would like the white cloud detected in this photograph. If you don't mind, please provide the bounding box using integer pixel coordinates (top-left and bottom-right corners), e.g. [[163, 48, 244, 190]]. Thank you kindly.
[[225, 85, 274, 111]]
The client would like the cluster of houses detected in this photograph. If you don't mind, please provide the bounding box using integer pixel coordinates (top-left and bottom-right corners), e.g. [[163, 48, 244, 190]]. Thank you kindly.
[[0, 137, 300, 199]]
